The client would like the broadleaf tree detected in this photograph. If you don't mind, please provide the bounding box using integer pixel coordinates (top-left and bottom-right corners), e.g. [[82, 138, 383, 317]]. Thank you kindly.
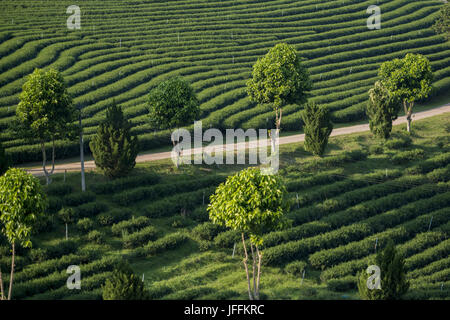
[[379, 53, 433, 133], [15, 68, 78, 185], [0, 168, 47, 300], [207, 168, 290, 300], [366, 81, 402, 140], [301, 102, 333, 156], [433, 3, 449, 40], [147, 77, 200, 168], [357, 240, 409, 300], [89, 100, 139, 179], [247, 42, 312, 147]]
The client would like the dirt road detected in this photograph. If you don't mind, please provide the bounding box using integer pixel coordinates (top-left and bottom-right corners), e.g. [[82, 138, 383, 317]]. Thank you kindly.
[[25, 103, 450, 176]]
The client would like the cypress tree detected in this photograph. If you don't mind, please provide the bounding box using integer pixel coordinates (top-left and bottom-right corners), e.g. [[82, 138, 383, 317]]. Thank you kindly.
[[89, 100, 139, 179], [358, 240, 409, 300], [102, 260, 148, 300], [302, 102, 333, 157], [366, 81, 401, 140]]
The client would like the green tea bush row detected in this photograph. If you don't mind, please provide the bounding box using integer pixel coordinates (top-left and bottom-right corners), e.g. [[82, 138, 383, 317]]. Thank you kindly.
[[122, 226, 158, 249], [143, 187, 216, 218], [74, 202, 109, 218], [114, 176, 224, 206], [12, 256, 120, 299], [132, 232, 189, 258], [97, 208, 132, 226], [320, 231, 446, 281], [63, 191, 96, 207], [89, 173, 160, 194], [391, 149, 425, 165], [111, 216, 151, 236]]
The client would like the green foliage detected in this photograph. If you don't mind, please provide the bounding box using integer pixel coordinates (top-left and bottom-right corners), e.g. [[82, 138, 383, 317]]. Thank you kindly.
[[77, 218, 95, 232], [366, 81, 402, 140], [15, 68, 78, 143], [379, 53, 433, 133], [147, 77, 200, 130], [284, 261, 307, 277], [246, 43, 311, 110], [302, 102, 333, 156], [87, 230, 105, 245], [391, 149, 425, 165], [0, 168, 47, 247], [358, 240, 409, 300], [57, 207, 76, 225], [0, 142, 10, 176], [89, 100, 139, 179], [433, 3, 449, 40], [208, 168, 290, 245]]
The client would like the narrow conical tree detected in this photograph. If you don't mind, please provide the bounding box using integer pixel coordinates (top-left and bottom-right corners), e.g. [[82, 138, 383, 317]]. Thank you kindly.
[[89, 100, 139, 179], [302, 102, 333, 157], [102, 260, 148, 300], [366, 81, 401, 140], [358, 240, 409, 300]]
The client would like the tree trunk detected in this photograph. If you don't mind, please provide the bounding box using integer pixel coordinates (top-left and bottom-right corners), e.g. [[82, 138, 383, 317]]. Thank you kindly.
[[66, 223, 68, 240], [241, 233, 253, 300], [0, 267, 4, 300], [255, 245, 262, 300], [250, 243, 257, 299], [80, 112, 86, 192], [8, 242, 15, 300], [41, 141, 50, 185], [404, 101, 414, 133]]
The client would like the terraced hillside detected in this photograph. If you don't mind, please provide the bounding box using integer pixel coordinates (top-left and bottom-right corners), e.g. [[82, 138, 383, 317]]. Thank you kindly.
[[1, 114, 449, 300], [0, 0, 449, 164]]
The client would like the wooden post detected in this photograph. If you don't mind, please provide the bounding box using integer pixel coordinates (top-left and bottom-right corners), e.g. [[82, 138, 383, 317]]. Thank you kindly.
[[79, 110, 86, 192], [232, 242, 236, 258], [428, 216, 433, 231]]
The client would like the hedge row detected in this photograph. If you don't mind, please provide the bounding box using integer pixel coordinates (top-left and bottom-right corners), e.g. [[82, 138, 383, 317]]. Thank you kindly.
[[285, 169, 345, 192], [405, 239, 450, 271], [111, 216, 151, 236], [320, 231, 447, 281], [63, 191, 96, 207], [308, 197, 450, 270], [407, 152, 450, 175], [12, 256, 120, 299], [264, 190, 449, 267], [96, 208, 132, 226], [391, 149, 425, 165], [408, 256, 450, 280], [122, 225, 159, 249], [268, 181, 447, 251], [89, 173, 160, 194], [74, 202, 109, 219], [131, 232, 189, 258], [143, 187, 216, 218], [113, 175, 225, 206], [14, 251, 98, 283]]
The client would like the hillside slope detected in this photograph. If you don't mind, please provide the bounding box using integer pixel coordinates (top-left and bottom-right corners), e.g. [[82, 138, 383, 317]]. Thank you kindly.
[[0, 0, 449, 164]]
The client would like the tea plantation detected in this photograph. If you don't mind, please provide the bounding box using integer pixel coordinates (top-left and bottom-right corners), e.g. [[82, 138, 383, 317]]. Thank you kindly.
[[1, 114, 449, 300], [0, 0, 449, 164]]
